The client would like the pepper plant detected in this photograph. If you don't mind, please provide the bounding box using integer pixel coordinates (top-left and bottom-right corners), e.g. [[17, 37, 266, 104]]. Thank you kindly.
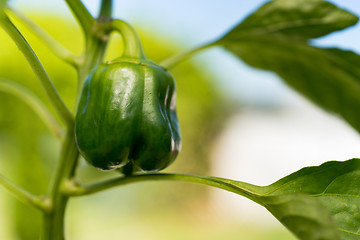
[[0, 0, 360, 239]]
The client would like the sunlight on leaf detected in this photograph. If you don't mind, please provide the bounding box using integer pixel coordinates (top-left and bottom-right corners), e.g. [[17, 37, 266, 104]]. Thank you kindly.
[[262, 159, 360, 240], [220, 0, 358, 42], [216, 0, 360, 133], [198, 159, 360, 239], [225, 159, 360, 239]]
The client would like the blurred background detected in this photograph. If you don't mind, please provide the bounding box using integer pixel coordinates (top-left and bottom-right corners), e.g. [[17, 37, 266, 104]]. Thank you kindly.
[[0, 0, 360, 239]]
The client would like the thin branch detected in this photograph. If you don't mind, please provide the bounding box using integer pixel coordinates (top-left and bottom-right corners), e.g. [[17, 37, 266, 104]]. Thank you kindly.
[[0, 14, 74, 126], [159, 42, 217, 69], [0, 79, 63, 138], [63, 173, 262, 204], [0, 173, 51, 212], [7, 7, 79, 67], [65, 0, 94, 36]]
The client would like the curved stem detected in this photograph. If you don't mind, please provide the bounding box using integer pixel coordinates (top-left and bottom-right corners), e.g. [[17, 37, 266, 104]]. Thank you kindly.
[[0, 14, 74, 126], [7, 7, 79, 67], [111, 19, 146, 59], [160, 42, 217, 69], [0, 79, 63, 138], [0, 173, 50, 212], [65, 0, 94, 36], [64, 173, 262, 205]]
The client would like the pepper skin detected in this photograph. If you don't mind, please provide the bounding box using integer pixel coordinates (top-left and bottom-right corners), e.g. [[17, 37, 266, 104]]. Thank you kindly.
[[75, 58, 181, 172]]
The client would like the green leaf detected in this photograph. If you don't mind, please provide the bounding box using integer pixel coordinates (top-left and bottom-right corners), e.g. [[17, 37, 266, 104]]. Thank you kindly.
[[216, 0, 360, 133], [72, 159, 360, 240], [160, 0, 358, 69], [262, 159, 360, 240], [209, 174, 339, 239], [223, 37, 360, 133], [221, 0, 358, 42], [261, 194, 340, 240], [215, 159, 360, 239]]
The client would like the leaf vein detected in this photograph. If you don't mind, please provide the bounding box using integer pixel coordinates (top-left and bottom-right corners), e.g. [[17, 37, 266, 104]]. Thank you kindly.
[[314, 193, 360, 199], [338, 228, 360, 236], [244, 18, 329, 37], [263, 164, 341, 196]]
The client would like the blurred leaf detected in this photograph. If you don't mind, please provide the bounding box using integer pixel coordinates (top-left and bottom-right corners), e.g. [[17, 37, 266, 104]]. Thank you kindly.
[[211, 159, 360, 239], [216, 0, 360, 132], [221, 0, 358, 42]]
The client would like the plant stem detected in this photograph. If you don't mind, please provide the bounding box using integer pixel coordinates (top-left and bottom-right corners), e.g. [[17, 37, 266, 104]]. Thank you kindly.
[[159, 42, 217, 69], [42, 2, 113, 238], [0, 173, 50, 212], [75, 36, 107, 106], [0, 79, 63, 138], [74, 0, 114, 103], [42, 127, 79, 240], [6, 7, 79, 67], [111, 19, 146, 59], [65, 0, 94, 35], [41, 35, 108, 240], [99, 0, 113, 20], [0, 14, 74, 126], [64, 173, 262, 204]]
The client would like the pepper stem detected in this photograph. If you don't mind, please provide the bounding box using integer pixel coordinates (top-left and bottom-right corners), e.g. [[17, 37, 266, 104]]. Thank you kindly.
[[111, 19, 146, 59]]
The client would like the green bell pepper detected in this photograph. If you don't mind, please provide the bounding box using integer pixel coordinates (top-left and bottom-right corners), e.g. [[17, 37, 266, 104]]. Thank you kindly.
[[75, 58, 181, 173]]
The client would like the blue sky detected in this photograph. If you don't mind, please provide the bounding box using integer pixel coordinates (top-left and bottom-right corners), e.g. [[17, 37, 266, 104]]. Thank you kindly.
[[11, 0, 360, 105]]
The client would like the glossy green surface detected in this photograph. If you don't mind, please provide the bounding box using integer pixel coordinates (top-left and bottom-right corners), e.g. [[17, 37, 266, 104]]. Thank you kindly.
[[75, 59, 180, 172]]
